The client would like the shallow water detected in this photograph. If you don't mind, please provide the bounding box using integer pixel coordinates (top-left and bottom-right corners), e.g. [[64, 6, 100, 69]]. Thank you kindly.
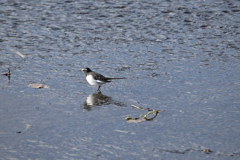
[[0, 0, 240, 159]]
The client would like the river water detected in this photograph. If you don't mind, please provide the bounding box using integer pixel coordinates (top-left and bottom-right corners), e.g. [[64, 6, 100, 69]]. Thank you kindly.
[[0, 0, 240, 159]]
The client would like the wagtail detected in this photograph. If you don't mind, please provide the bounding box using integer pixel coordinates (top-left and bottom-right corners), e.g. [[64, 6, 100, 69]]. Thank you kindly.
[[81, 67, 126, 92]]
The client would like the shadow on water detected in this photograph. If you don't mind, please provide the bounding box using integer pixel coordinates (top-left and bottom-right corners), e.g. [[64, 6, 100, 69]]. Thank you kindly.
[[83, 92, 125, 111]]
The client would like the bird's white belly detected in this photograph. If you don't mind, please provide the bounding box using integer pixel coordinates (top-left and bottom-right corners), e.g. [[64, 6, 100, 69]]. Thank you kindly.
[[86, 75, 105, 86], [86, 75, 98, 86]]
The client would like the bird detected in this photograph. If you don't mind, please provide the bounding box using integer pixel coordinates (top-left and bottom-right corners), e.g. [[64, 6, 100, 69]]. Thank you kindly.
[[81, 67, 126, 92]]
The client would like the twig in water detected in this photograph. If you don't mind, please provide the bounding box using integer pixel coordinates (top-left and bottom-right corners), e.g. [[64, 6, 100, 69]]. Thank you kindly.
[[10, 49, 25, 58]]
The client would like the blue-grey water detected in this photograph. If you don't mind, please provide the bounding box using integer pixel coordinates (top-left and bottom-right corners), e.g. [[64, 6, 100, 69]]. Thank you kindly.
[[0, 0, 240, 159]]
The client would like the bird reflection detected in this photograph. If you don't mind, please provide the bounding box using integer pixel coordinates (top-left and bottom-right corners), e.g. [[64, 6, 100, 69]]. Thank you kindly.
[[83, 92, 125, 111]]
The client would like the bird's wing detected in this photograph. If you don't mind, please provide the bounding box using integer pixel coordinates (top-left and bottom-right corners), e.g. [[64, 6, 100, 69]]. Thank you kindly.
[[93, 72, 111, 82]]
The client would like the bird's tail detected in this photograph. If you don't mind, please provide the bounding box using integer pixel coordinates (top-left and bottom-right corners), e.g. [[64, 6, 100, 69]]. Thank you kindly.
[[107, 77, 126, 80]]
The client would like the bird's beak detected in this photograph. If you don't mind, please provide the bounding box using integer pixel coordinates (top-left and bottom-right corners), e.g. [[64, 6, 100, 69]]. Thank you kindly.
[[81, 68, 86, 72]]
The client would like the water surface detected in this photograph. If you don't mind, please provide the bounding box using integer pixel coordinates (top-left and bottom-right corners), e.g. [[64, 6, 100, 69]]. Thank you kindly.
[[0, 0, 240, 159]]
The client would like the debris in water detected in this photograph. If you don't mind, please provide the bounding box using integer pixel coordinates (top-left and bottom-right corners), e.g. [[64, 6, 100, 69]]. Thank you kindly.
[[28, 83, 50, 89], [2, 68, 10, 76], [126, 105, 165, 122], [10, 49, 25, 58]]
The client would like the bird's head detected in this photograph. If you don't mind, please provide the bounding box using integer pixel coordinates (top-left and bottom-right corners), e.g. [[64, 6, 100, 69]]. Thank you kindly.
[[81, 67, 92, 75]]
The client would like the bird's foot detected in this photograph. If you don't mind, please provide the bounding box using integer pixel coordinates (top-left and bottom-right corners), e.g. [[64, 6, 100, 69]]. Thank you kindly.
[[96, 90, 101, 94]]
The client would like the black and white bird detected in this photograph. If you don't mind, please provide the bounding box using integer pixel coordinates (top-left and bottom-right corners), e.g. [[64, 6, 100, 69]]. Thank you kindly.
[[81, 67, 126, 92]]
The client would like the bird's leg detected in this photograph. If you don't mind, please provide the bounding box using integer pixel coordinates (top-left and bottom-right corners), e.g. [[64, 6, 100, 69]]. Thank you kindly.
[[97, 85, 101, 91], [96, 85, 101, 93]]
